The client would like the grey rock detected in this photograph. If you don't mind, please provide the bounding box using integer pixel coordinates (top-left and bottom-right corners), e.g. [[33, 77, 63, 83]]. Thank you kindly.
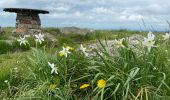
[[86, 34, 145, 57], [60, 27, 94, 35]]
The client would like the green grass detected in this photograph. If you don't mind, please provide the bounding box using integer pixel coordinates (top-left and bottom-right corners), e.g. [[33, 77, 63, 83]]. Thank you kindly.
[[0, 52, 28, 90]]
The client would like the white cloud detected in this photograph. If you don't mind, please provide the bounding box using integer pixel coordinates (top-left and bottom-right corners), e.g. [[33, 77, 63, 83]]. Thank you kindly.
[[47, 11, 84, 19], [0, 0, 16, 4], [1, 0, 170, 30], [45, 6, 70, 12], [48, 13, 68, 18], [92, 7, 114, 14], [56, 7, 70, 12], [87, 16, 93, 20], [0, 12, 15, 18], [44, 3, 71, 12], [73, 11, 83, 17], [120, 15, 144, 21]]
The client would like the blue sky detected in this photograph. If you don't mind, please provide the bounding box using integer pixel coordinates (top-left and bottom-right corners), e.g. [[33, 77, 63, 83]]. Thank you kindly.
[[0, 0, 170, 31]]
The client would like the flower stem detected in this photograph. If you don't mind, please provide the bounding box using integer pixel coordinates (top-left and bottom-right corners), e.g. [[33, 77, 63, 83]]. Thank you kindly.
[[64, 58, 67, 82], [101, 88, 104, 100], [36, 41, 38, 48]]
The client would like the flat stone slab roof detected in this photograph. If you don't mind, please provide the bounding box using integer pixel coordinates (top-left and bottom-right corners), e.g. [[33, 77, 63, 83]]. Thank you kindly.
[[3, 8, 49, 14]]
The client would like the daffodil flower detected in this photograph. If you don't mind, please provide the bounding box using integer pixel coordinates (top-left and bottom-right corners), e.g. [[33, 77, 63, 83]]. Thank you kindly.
[[48, 62, 58, 75], [162, 33, 170, 40], [35, 33, 45, 44], [80, 44, 88, 56], [59, 47, 71, 58], [17, 35, 29, 46], [114, 38, 125, 48], [142, 32, 156, 52]]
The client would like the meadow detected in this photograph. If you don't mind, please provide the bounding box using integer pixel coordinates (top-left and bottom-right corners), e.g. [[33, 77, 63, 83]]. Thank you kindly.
[[0, 27, 170, 100]]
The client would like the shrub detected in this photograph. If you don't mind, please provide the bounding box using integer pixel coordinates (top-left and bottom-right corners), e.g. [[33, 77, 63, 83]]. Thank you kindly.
[[0, 40, 13, 54]]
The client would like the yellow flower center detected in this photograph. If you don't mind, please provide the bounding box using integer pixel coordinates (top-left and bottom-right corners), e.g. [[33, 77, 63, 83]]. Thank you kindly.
[[66, 46, 74, 51], [97, 79, 106, 88], [49, 84, 57, 90], [59, 52, 65, 57]]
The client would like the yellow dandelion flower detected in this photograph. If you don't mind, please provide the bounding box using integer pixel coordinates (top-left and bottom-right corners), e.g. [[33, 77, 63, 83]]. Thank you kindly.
[[49, 84, 57, 90], [97, 79, 106, 88], [80, 84, 90, 89]]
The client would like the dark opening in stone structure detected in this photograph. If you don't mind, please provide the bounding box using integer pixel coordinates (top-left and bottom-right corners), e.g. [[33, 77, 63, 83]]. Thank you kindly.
[[3, 8, 49, 35]]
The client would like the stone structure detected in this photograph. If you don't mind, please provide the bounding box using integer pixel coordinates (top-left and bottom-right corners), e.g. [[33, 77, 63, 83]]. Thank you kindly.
[[3, 8, 49, 35], [0, 26, 2, 33], [0, 26, 3, 35]]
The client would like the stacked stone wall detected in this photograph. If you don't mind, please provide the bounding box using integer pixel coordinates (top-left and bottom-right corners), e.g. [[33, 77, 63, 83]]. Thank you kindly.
[[16, 12, 41, 35], [0, 26, 2, 34]]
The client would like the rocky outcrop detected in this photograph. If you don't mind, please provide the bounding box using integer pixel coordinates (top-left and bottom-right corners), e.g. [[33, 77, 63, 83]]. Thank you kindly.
[[85, 34, 144, 57], [60, 27, 94, 35]]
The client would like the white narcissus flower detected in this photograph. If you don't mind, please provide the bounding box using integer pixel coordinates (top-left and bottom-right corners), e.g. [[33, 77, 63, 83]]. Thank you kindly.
[[162, 33, 170, 40], [17, 35, 29, 46], [80, 44, 88, 56], [48, 62, 58, 74], [143, 40, 155, 52], [142, 32, 156, 52], [80, 44, 86, 52], [59, 47, 71, 58], [114, 38, 125, 48], [4, 80, 8, 83], [145, 31, 155, 41], [35, 33, 45, 44]]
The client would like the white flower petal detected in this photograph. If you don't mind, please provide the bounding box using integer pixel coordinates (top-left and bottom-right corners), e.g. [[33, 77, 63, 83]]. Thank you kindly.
[[48, 62, 58, 75], [35, 33, 45, 44]]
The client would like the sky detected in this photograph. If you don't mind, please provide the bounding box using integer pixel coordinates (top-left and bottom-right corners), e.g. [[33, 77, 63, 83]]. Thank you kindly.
[[0, 0, 170, 31]]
